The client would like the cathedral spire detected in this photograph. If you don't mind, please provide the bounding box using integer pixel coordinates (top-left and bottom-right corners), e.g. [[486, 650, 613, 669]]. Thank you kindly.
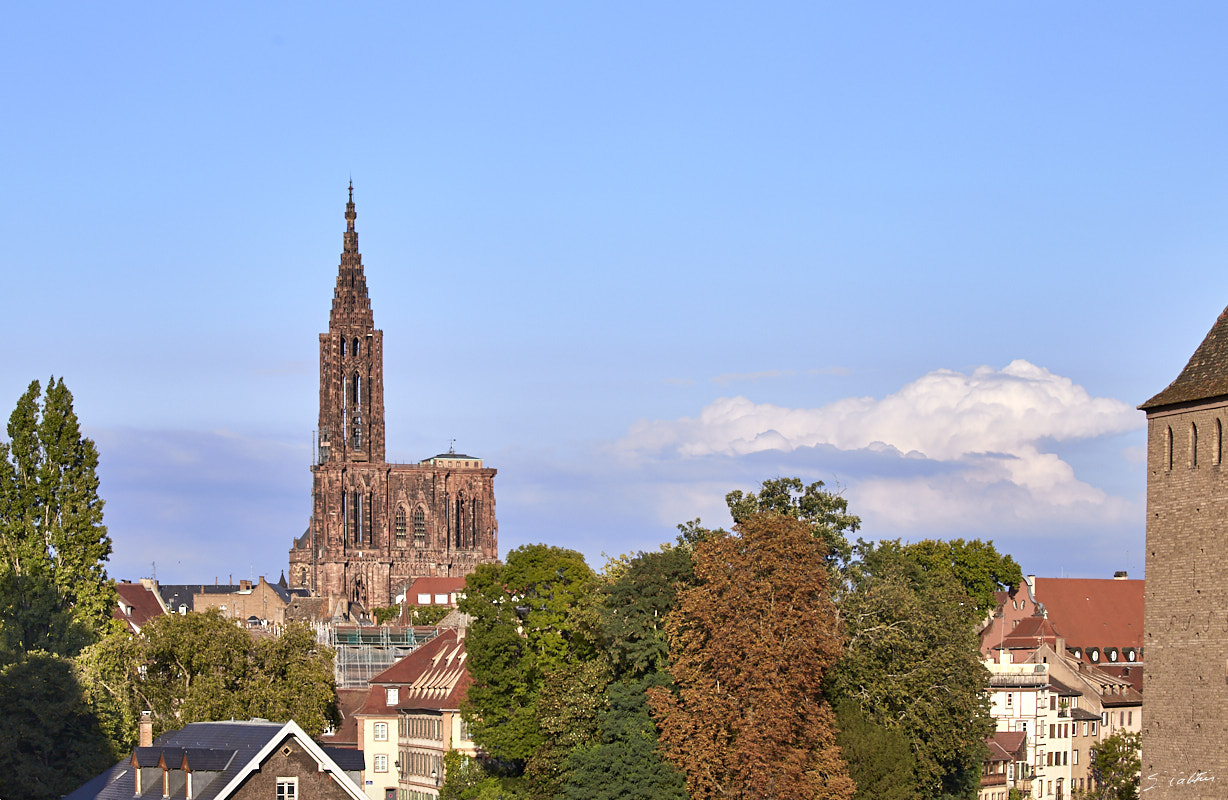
[[330, 183, 373, 330]]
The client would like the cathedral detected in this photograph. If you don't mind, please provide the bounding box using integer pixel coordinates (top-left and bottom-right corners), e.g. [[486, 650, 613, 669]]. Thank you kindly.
[[288, 186, 499, 608]]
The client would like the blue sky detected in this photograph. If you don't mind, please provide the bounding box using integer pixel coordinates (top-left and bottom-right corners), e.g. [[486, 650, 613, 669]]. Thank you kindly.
[[4, 3, 1228, 584]]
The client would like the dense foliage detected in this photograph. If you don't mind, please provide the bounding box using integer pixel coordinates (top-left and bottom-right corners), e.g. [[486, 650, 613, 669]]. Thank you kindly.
[[1091, 731, 1142, 800], [79, 610, 339, 747], [454, 478, 1019, 800], [650, 513, 854, 800], [0, 379, 121, 800], [0, 378, 116, 659], [828, 539, 997, 799]]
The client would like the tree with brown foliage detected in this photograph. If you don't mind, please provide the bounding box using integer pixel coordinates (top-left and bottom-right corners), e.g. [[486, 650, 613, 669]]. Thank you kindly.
[[650, 513, 855, 800]]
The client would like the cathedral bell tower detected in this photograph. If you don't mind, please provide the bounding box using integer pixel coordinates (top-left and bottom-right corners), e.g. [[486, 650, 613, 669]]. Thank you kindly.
[[318, 182, 385, 464], [290, 184, 499, 608]]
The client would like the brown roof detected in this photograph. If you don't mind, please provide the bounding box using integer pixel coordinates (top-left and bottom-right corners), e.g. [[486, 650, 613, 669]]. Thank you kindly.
[[1141, 305, 1228, 409], [318, 687, 366, 748], [113, 582, 166, 632], [368, 628, 470, 710], [1098, 664, 1144, 693], [985, 731, 1027, 763], [1032, 578, 1144, 651], [997, 615, 1063, 651]]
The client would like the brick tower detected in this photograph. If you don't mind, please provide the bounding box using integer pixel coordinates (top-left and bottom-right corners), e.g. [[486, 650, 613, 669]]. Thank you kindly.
[[289, 186, 499, 608], [1139, 306, 1228, 796]]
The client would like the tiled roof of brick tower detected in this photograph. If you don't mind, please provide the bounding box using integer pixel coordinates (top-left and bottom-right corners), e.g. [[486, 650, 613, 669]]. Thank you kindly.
[[1141, 304, 1228, 409], [330, 181, 374, 329]]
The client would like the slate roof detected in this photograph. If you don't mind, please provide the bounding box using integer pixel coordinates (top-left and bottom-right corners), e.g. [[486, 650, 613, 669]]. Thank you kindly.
[[155, 580, 298, 614], [1141, 305, 1228, 409], [65, 720, 365, 800]]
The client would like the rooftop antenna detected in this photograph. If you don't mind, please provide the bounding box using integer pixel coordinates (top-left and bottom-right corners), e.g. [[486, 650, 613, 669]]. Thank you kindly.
[[151, 561, 157, 583], [449, 438, 456, 454]]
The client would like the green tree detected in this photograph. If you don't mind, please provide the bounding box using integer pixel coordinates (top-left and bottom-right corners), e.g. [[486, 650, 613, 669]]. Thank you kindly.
[[650, 514, 854, 800], [0, 378, 116, 658], [244, 621, 339, 735], [560, 675, 687, 800], [78, 611, 339, 748], [0, 652, 116, 800], [827, 540, 992, 800], [458, 544, 601, 769], [726, 477, 860, 575], [893, 538, 1022, 617], [602, 543, 695, 681], [1090, 731, 1141, 800], [833, 699, 917, 800]]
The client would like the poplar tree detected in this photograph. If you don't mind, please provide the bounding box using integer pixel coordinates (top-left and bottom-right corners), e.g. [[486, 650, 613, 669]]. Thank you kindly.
[[0, 377, 116, 658]]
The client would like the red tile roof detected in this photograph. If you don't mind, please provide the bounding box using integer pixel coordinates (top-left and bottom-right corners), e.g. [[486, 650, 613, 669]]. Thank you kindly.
[[1032, 578, 1144, 651], [988, 731, 1027, 761]]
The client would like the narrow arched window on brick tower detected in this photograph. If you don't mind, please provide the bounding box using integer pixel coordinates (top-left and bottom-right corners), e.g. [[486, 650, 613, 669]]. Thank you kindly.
[[1216, 419, 1223, 466], [396, 508, 407, 543], [353, 337, 361, 357], [1166, 426, 1173, 470], [341, 337, 347, 357], [1191, 422, 1198, 468]]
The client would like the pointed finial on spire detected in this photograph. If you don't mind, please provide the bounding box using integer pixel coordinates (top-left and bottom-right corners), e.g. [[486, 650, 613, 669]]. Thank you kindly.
[[344, 181, 357, 236]]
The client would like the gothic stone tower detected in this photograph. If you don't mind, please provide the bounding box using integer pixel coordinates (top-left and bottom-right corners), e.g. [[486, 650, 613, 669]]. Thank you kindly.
[[289, 186, 499, 609], [1139, 306, 1228, 797]]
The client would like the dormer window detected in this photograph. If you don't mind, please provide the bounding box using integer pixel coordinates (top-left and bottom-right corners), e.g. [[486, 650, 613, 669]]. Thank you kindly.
[[386, 687, 398, 706]]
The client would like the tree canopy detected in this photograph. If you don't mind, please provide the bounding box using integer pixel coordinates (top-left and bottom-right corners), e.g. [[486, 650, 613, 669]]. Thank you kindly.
[[459, 544, 602, 767], [827, 539, 993, 799], [651, 513, 854, 800], [726, 477, 860, 574], [1091, 731, 1141, 800], [0, 377, 116, 659], [78, 611, 339, 748]]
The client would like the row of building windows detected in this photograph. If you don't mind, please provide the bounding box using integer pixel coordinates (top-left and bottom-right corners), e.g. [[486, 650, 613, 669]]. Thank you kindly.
[[1164, 419, 1225, 470], [399, 749, 443, 781], [1045, 748, 1074, 766], [400, 713, 443, 741]]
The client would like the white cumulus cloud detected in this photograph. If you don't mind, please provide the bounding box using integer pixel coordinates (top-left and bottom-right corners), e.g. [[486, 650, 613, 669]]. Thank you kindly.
[[620, 360, 1139, 463], [615, 360, 1145, 543]]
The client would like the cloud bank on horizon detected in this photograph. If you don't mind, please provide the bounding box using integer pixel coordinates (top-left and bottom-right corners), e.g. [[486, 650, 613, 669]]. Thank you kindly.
[[614, 359, 1142, 539]]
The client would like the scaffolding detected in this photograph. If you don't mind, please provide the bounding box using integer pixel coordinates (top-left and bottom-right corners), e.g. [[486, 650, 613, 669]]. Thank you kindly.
[[314, 623, 440, 689]]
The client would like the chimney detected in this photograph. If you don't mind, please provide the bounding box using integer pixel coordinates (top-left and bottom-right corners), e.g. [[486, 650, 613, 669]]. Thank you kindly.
[[1114, 570, 1128, 580], [139, 711, 153, 748]]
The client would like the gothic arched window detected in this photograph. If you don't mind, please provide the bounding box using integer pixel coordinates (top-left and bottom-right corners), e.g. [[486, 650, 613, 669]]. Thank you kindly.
[[341, 338, 347, 357], [353, 338, 361, 357], [1217, 419, 1223, 466], [413, 508, 426, 548], [396, 507, 407, 544]]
